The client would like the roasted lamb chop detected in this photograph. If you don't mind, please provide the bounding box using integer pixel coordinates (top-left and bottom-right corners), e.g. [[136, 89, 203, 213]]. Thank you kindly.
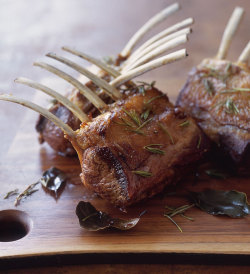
[[18, 3, 193, 156], [176, 7, 250, 170], [0, 3, 211, 207]]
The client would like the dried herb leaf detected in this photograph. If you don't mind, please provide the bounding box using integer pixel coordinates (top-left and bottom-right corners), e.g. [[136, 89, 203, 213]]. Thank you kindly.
[[15, 183, 39, 206], [76, 201, 141, 231], [136, 117, 153, 130], [190, 189, 250, 218], [39, 167, 66, 195], [225, 98, 239, 114], [132, 170, 152, 177], [4, 189, 19, 199], [197, 135, 202, 149]]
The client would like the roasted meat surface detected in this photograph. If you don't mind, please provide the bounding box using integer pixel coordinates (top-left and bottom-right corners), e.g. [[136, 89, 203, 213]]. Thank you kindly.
[[69, 87, 209, 208], [177, 59, 250, 168]]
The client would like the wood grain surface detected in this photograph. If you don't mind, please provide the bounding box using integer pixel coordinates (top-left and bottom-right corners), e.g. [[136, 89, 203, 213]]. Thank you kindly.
[[0, 0, 250, 272]]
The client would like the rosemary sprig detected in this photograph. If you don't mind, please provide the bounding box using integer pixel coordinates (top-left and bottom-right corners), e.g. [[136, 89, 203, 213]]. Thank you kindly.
[[158, 122, 174, 144], [164, 214, 183, 232], [203, 78, 215, 96], [144, 144, 165, 155], [179, 120, 190, 127], [122, 108, 141, 126], [164, 204, 195, 232], [132, 170, 152, 177], [4, 189, 19, 199], [121, 117, 135, 128], [15, 182, 39, 206]]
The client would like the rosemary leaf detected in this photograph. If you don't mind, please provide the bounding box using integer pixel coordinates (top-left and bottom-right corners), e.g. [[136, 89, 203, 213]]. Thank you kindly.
[[137, 118, 153, 130], [125, 128, 145, 135], [220, 88, 250, 94], [141, 108, 151, 120], [158, 122, 174, 144], [224, 98, 239, 115], [121, 117, 135, 128], [15, 182, 39, 206], [205, 169, 227, 179], [144, 144, 165, 155], [203, 78, 215, 96], [164, 214, 183, 233], [4, 189, 19, 199], [145, 95, 164, 105], [132, 170, 152, 177], [179, 120, 190, 127], [197, 135, 202, 149]]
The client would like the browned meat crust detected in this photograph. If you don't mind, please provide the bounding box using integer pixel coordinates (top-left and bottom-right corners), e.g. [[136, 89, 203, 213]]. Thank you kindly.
[[71, 88, 209, 208], [176, 59, 250, 168]]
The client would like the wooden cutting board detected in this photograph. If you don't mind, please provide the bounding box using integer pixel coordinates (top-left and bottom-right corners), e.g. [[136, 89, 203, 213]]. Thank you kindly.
[[0, 96, 250, 266]]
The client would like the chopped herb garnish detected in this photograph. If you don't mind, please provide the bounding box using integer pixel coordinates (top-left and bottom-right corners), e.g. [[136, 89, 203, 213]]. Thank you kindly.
[[121, 117, 135, 128], [144, 144, 165, 155], [132, 170, 152, 177], [4, 189, 19, 199], [179, 120, 190, 127], [158, 122, 174, 144], [203, 78, 215, 96], [125, 128, 145, 135], [15, 182, 39, 206]]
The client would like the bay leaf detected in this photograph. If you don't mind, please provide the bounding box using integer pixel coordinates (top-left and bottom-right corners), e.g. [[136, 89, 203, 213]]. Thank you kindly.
[[190, 189, 250, 218], [76, 201, 141, 231]]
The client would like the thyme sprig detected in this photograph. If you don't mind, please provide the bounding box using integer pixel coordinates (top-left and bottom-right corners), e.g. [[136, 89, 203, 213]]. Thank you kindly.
[[4, 189, 19, 199], [144, 144, 165, 155], [132, 170, 152, 177], [15, 182, 39, 206], [158, 122, 174, 144]]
